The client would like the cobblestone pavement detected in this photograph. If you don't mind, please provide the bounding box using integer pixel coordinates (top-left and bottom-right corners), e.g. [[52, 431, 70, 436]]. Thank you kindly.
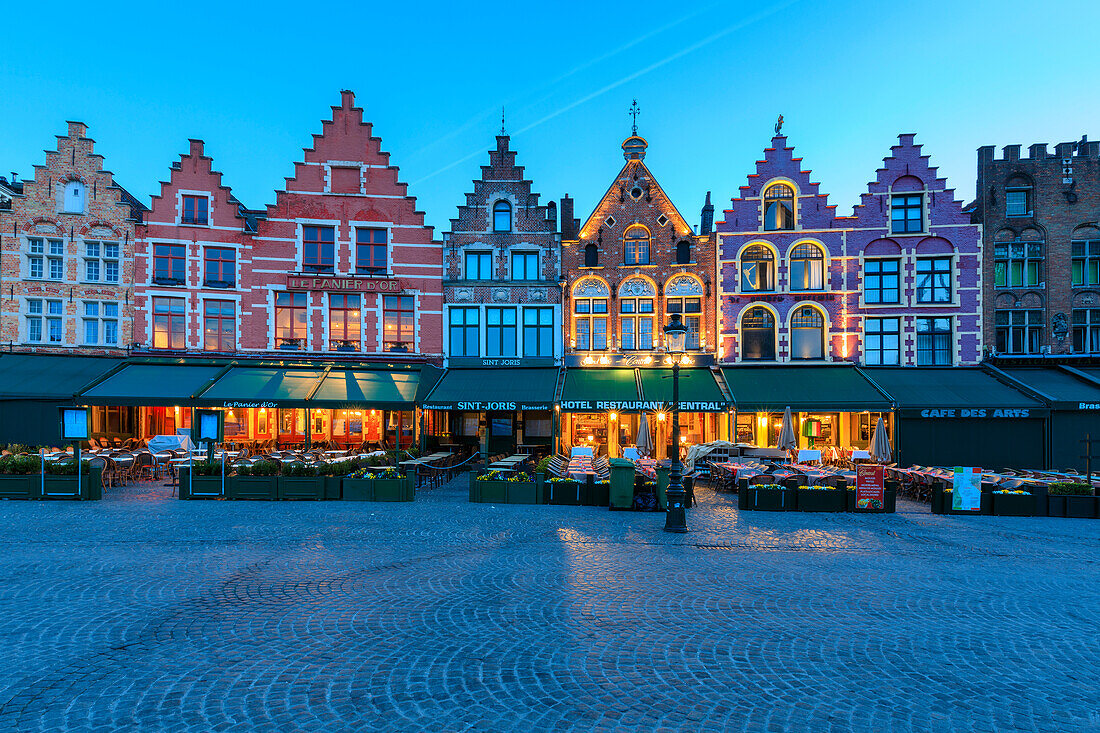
[[1, 478, 1099, 733]]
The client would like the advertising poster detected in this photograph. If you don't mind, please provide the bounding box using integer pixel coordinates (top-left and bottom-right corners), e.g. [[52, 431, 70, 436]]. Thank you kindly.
[[855, 464, 885, 509], [952, 467, 982, 512]]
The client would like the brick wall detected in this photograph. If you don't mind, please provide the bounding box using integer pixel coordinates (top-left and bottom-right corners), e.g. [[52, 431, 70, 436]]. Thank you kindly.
[[0, 121, 142, 354]]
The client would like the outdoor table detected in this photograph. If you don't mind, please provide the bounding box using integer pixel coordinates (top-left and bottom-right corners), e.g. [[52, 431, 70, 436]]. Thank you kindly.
[[850, 449, 872, 461]]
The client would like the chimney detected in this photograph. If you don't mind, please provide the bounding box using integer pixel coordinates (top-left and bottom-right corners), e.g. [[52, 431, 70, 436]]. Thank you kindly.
[[188, 139, 205, 157], [340, 89, 355, 109], [700, 191, 714, 235], [560, 195, 577, 240]]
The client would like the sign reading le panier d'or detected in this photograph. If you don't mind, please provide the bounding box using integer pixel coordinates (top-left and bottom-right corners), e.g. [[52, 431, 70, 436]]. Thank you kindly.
[[286, 275, 404, 293]]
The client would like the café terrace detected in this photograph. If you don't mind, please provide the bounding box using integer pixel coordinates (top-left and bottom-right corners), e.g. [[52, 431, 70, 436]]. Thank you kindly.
[[1, 353, 1098, 472]]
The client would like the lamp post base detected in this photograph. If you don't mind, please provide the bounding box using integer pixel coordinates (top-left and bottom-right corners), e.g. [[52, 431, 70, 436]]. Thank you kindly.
[[664, 488, 688, 533]]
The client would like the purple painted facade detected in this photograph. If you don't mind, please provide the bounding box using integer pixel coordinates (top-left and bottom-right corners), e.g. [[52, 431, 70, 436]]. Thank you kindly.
[[717, 133, 982, 366]]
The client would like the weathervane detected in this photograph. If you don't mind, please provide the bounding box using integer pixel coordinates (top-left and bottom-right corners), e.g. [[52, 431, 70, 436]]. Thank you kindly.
[[629, 99, 640, 136], [775, 114, 784, 135], [501, 107, 506, 135]]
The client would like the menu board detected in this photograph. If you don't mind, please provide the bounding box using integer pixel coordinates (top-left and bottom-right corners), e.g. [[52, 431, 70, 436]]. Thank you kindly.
[[855, 465, 884, 509], [952, 467, 982, 512]]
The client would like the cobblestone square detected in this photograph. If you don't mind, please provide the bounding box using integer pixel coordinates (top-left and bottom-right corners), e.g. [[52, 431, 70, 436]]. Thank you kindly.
[[1, 479, 1098, 732]]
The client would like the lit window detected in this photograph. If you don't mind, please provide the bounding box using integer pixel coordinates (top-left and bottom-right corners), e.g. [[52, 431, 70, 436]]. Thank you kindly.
[[623, 226, 650, 265], [789, 243, 824, 291], [152, 297, 186, 349], [383, 295, 415, 352], [275, 292, 307, 349], [740, 245, 775, 292], [328, 294, 360, 351], [763, 184, 795, 231], [790, 305, 825, 360], [741, 307, 775, 361], [619, 296, 654, 350], [667, 297, 702, 350]]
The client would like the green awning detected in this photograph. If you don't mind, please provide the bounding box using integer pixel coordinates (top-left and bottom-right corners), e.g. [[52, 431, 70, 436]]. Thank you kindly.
[[0, 353, 120, 400], [999, 367, 1100, 411], [81, 363, 227, 406], [310, 369, 421, 409], [638, 369, 728, 411], [722, 365, 892, 412], [863, 367, 1045, 417], [196, 367, 324, 407], [422, 368, 560, 411], [560, 368, 643, 412]]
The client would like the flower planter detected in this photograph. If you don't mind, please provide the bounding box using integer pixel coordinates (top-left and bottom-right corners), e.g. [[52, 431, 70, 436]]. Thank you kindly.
[[0, 474, 38, 500], [342, 478, 375, 501], [847, 487, 897, 513], [991, 493, 1033, 517], [505, 480, 541, 505], [229, 475, 278, 500], [1064, 495, 1099, 519], [746, 485, 795, 511], [737, 478, 750, 510], [323, 476, 342, 500], [548, 480, 581, 506], [278, 476, 325, 500], [373, 476, 414, 502], [797, 488, 846, 512], [473, 479, 508, 503], [40, 469, 102, 501], [178, 468, 226, 499], [588, 482, 610, 508]]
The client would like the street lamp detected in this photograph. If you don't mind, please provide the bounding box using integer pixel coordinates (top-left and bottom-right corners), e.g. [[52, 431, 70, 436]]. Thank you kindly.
[[663, 313, 688, 533]]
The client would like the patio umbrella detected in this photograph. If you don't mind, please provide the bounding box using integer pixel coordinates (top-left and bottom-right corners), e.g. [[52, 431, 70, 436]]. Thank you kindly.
[[636, 412, 654, 457], [775, 406, 797, 452], [870, 416, 892, 463]]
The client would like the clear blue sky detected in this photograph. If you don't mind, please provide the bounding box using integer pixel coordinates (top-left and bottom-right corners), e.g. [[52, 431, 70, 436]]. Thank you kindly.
[[2, 0, 1098, 235]]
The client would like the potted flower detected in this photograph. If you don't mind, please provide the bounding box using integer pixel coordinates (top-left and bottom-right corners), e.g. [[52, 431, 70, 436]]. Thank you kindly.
[[278, 462, 324, 500], [179, 459, 227, 499], [1048, 482, 1097, 519], [745, 482, 795, 511], [796, 483, 846, 512], [547, 475, 581, 506], [991, 488, 1033, 517], [0, 454, 42, 500], [230, 459, 280, 500], [342, 466, 378, 501]]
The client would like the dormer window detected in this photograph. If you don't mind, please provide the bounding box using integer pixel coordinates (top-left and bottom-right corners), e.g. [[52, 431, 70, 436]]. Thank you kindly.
[[1005, 176, 1033, 218], [493, 200, 512, 232], [623, 225, 650, 265], [63, 181, 85, 214], [763, 184, 795, 231], [182, 195, 208, 225]]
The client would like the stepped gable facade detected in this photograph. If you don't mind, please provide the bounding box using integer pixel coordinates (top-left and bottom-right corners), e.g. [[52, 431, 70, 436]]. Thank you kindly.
[[442, 134, 562, 365]]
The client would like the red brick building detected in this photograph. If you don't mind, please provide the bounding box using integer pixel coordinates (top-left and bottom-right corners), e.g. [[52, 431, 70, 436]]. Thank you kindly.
[[135, 90, 442, 359], [0, 121, 145, 353]]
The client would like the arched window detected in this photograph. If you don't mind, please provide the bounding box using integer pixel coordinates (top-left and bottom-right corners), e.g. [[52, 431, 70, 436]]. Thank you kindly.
[[763, 184, 795, 231], [789, 243, 824, 291], [572, 278, 610, 350], [1005, 175, 1033, 218], [676, 240, 691, 264], [63, 180, 85, 214], [741, 307, 775, 361], [790, 305, 825, 360], [493, 200, 512, 232], [624, 225, 650, 265], [584, 243, 599, 267], [740, 245, 775, 292]]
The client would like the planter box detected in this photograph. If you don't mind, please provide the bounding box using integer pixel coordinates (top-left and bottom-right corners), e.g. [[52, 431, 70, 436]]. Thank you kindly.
[[1065, 495, 1099, 519], [323, 476, 342, 500], [991, 493, 1033, 517], [737, 479, 750, 511], [847, 488, 897, 513], [230, 475, 278, 500], [178, 468, 226, 499], [473, 479, 508, 503], [343, 478, 376, 501], [746, 485, 795, 511], [548, 480, 581, 506], [278, 476, 325, 500], [0, 474, 38, 500], [588, 482, 610, 508], [505, 481, 541, 505], [797, 488, 846, 512], [40, 469, 102, 501], [373, 477, 414, 502]]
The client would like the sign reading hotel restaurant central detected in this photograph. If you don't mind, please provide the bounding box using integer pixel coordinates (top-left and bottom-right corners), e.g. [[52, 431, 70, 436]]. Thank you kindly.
[[559, 400, 724, 412], [286, 274, 405, 293]]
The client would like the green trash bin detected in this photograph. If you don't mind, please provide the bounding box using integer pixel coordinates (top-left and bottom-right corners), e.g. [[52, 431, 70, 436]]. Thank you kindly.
[[609, 458, 635, 510]]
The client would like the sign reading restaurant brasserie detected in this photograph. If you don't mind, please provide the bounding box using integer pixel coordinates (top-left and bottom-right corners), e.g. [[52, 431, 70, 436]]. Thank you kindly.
[[422, 401, 552, 411], [286, 275, 405, 293]]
